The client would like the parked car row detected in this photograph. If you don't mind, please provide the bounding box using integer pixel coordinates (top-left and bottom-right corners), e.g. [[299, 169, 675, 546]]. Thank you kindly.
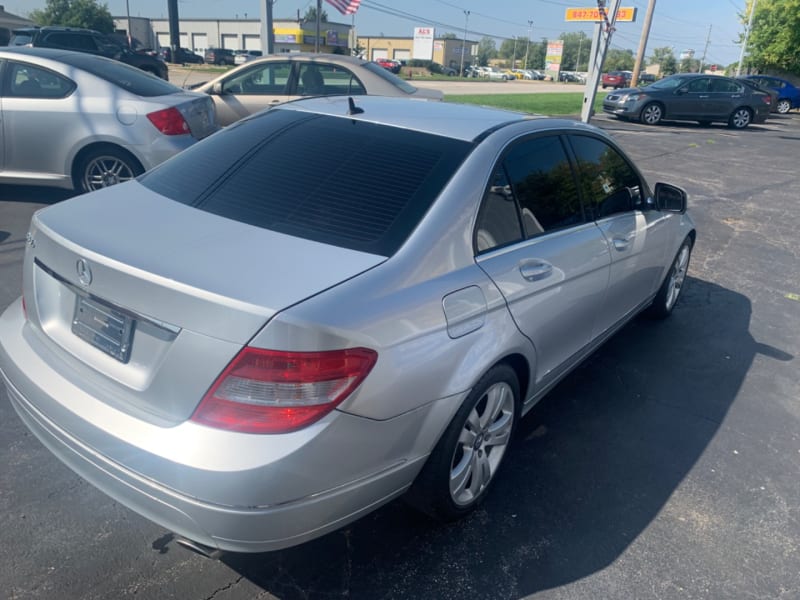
[[10, 25, 168, 80], [373, 57, 402, 73]]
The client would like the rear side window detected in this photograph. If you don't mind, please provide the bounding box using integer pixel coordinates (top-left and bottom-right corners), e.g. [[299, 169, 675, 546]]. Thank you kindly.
[[44, 32, 98, 52], [140, 109, 473, 256], [58, 53, 181, 96], [7, 61, 76, 98]]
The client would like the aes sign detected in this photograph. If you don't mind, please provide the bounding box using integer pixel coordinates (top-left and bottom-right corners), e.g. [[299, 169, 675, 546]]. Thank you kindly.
[[413, 26, 435, 60]]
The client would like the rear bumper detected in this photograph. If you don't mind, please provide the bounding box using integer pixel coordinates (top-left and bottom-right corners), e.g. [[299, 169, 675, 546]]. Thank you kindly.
[[0, 299, 460, 553]]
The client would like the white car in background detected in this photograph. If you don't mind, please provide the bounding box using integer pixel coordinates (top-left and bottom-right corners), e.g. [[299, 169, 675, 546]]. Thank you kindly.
[[234, 50, 262, 65]]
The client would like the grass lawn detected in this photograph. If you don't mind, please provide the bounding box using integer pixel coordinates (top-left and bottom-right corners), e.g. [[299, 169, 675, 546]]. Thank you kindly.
[[445, 92, 609, 116]]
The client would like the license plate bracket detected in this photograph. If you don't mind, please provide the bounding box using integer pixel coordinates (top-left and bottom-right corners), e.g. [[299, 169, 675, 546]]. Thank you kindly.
[[72, 294, 135, 363]]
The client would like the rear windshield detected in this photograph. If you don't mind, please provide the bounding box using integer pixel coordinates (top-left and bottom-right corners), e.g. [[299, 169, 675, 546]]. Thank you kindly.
[[362, 61, 417, 94], [59, 52, 180, 96], [10, 30, 34, 45], [140, 108, 473, 256]]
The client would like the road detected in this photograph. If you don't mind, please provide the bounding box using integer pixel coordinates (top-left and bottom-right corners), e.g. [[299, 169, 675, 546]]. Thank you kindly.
[[1, 113, 799, 599]]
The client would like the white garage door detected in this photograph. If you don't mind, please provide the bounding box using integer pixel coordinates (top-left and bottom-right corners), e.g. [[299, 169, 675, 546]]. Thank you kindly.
[[221, 33, 238, 49], [180, 33, 189, 47], [393, 49, 411, 61], [156, 32, 170, 49], [243, 35, 261, 50], [371, 49, 388, 60], [192, 33, 208, 53]]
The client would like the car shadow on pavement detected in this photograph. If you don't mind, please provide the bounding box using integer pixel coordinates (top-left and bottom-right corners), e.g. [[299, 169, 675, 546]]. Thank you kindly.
[[0, 184, 76, 204], [220, 276, 788, 599]]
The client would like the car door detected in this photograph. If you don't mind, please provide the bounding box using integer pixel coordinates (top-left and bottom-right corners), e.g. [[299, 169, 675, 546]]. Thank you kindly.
[[475, 134, 611, 388], [669, 77, 711, 119], [211, 60, 292, 125], [0, 60, 77, 184], [568, 134, 671, 337], [708, 77, 745, 118]]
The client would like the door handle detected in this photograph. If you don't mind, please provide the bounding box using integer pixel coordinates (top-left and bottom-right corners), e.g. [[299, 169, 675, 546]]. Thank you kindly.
[[698, 95, 710, 99], [519, 260, 553, 281], [612, 237, 630, 251]]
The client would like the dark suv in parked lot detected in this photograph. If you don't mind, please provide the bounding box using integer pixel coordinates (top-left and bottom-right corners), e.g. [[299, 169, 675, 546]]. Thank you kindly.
[[10, 26, 168, 80], [204, 47, 235, 65]]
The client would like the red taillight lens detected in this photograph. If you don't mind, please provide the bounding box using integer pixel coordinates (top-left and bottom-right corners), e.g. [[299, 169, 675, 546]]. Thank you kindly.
[[146, 107, 191, 136], [191, 347, 378, 434], [762, 95, 772, 105]]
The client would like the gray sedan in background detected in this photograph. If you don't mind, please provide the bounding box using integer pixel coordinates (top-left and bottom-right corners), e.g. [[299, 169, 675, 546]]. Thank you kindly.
[[603, 73, 772, 128], [193, 53, 443, 125], [0, 47, 217, 192], [0, 97, 694, 555]]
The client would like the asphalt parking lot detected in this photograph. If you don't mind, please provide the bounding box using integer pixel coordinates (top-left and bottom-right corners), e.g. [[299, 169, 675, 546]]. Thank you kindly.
[[1, 111, 799, 599]]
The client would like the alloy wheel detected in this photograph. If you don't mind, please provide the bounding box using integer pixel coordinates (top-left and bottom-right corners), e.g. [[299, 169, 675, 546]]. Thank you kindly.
[[83, 156, 137, 191], [449, 381, 515, 507], [642, 104, 662, 125], [730, 108, 751, 129], [777, 99, 791, 114], [666, 244, 690, 310]]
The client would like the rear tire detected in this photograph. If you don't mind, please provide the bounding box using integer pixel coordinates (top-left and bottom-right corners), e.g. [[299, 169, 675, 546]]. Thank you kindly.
[[646, 237, 693, 319], [75, 147, 143, 194], [728, 107, 752, 129], [776, 99, 791, 114], [406, 364, 519, 521]]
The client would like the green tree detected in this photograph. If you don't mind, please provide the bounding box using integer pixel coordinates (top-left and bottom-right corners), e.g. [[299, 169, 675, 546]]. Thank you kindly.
[[498, 36, 530, 68], [440, 32, 458, 39], [559, 31, 591, 71], [604, 48, 635, 71], [742, 0, 800, 75], [679, 57, 701, 73], [525, 39, 547, 70], [477, 36, 497, 66], [649, 46, 677, 76], [30, 0, 114, 33], [303, 6, 328, 23]]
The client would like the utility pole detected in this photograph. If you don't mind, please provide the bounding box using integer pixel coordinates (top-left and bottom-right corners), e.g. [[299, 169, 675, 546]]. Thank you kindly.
[[576, 35, 583, 70], [523, 20, 533, 70], [631, 0, 656, 87], [459, 10, 470, 77], [512, 37, 517, 70], [698, 25, 712, 73], [736, 0, 757, 76], [581, 0, 624, 123], [315, 0, 321, 53], [260, 0, 274, 55]]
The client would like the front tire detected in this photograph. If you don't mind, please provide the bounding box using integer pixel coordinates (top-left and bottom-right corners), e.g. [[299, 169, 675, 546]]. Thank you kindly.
[[406, 364, 519, 521], [647, 237, 693, 319], [75, 147, 143, 194], [728, 107, 752, 129], [640, 102, 663, 125], [776, 99, 791, 114]]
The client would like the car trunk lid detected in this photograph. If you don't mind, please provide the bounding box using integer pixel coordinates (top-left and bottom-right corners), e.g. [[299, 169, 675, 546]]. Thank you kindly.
[[24, 182, 384, 422]]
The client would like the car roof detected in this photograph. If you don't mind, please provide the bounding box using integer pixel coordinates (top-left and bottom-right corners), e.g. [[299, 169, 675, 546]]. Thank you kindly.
[[0, 46, 90, 61], [274, 95, 589, 142]]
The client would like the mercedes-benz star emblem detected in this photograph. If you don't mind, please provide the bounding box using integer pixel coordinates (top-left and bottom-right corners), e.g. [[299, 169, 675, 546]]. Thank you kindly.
[[76, 259, 92, 286]]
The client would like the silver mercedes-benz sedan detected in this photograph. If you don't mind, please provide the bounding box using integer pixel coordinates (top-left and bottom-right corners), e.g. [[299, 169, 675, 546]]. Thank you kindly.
[[0, 96, 695, 554], [0, 47, 217, 192], [192, 53, 443, 126]]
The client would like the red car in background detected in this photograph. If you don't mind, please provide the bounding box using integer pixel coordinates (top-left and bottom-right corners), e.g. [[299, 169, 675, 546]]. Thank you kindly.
[[602, 70, 632, 89], [374, 57, 402, 74]]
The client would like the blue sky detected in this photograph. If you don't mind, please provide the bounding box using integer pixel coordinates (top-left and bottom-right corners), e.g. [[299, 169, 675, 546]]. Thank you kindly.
[[10, 0, 748, 66]]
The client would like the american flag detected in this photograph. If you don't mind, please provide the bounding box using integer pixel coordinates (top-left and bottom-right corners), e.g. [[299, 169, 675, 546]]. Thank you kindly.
[[324, 0, 362, 16]]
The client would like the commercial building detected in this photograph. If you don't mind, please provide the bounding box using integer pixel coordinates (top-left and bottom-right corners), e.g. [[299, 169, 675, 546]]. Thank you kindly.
[[113, 15, 353, 56], [357, 35, 478, 68]]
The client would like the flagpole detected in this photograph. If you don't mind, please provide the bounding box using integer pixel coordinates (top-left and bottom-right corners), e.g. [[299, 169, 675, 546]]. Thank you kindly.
[[315, 0, 321, 53]]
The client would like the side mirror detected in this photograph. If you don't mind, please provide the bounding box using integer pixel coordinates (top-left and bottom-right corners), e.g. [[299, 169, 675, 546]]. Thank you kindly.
[[675, 87, 687, 96], [654, 182, 687, 213], [211, 82, 224, 95]]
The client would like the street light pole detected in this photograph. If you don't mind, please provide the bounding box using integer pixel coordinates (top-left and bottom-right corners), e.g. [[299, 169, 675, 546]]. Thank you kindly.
[[523, 19, 533, 70], [512, 37, 517, 70], [459, 10, 470, 77], [736, 0, 757, 76]]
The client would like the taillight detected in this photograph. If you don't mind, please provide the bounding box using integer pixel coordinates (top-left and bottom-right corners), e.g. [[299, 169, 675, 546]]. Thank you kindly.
[[191, 347, 378, 434], [146, 107, 191, 136], [761, 95, 772, 105]]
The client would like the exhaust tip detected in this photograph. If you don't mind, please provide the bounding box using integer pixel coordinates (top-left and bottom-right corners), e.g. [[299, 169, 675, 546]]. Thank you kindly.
[[174, 536, 225, 559]]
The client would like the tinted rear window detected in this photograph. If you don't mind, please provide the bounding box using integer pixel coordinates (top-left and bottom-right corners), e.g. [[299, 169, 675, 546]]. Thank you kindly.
[[59, 52, 180, 96], [362, 61, 417, 94], [140, 109, 473, 256]]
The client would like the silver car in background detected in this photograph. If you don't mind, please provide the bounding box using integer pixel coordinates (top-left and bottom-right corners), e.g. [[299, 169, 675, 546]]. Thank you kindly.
[[193, 53, 443, 126], [0, 47, 217, 192], [0, 96, 695, 554]]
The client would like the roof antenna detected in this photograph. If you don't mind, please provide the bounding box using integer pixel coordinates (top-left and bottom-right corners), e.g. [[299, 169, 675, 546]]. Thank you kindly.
[[348, 97, 364, 115]]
